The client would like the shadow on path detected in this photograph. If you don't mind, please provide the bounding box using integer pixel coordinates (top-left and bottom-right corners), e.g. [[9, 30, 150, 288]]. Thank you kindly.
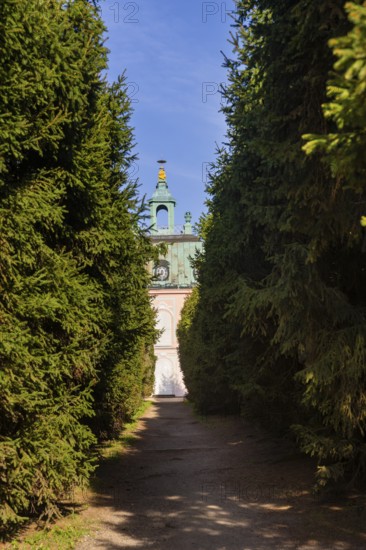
[[77, 398, 366, 549]]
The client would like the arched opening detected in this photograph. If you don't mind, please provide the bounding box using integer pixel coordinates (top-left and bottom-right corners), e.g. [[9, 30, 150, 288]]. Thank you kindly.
[[156, 205, 168, 229]]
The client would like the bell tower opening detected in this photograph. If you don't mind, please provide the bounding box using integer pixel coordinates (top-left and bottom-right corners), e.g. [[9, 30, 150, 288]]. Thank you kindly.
[[156, 204, 169, 230]]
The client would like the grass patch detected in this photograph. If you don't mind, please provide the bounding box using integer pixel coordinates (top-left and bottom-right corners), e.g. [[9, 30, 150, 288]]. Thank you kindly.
[[6, 513, 94, 550], [5, 400, 153, 549], [99, 399, 153, 460]]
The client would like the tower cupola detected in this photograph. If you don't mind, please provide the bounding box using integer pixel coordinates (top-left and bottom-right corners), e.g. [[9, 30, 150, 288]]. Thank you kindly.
[[148, 161, 176, 234]]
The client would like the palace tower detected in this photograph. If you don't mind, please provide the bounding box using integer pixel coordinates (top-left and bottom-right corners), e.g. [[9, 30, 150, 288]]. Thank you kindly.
[[148, 162, 202, 396]]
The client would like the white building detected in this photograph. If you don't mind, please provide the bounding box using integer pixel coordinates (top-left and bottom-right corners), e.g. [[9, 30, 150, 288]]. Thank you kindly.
[[148, 163, 202, 396]]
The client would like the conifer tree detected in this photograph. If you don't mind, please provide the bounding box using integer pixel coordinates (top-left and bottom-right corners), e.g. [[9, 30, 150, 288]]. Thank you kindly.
[[0, 0, 156, 529], [303, 1, 366, 212], [179, 0, 366, 487], [301, 0, 366, 485]]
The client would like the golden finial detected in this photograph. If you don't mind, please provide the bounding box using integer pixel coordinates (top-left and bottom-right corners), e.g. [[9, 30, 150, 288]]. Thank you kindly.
[[157, 159, 167, 181], [158, 167, 166, 180]]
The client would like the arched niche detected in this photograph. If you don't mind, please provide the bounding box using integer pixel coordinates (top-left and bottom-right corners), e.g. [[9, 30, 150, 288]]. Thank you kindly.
[[156, 308, 173, 346]]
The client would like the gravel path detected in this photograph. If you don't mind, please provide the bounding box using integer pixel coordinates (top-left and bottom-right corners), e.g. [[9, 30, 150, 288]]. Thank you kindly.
[[76, 398, 366, 549]]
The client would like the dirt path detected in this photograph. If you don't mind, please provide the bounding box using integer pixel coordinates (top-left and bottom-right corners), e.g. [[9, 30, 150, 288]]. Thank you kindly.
[[76, 398, 366, 549]]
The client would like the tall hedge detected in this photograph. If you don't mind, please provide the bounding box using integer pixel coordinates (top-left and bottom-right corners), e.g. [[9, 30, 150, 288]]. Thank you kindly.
[[0, 0, 157, 530], [178, 0, 366, 488]]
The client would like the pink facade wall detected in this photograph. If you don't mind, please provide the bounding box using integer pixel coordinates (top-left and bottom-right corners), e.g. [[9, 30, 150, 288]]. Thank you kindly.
[[149, 288, 192, 396]]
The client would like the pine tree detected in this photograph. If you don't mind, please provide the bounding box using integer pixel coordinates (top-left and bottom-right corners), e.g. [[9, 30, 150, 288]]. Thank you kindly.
[[303, 1, 366, 214], [301, 0, 366, 485], [0, 0, 157, 530], [178, 0, 366, 487]]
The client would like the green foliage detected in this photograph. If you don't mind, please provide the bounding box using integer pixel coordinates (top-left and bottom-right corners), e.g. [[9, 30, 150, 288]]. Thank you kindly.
[[303, 1, 366, 198], [0, 0, 157, 532], [99, 399, 152, 461], [178, 0, 366, 487], [8, 514, 92, 550]]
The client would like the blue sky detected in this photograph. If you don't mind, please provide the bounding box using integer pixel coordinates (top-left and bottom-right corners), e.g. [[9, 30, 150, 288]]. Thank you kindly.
[[100, 0, 236, 228]]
